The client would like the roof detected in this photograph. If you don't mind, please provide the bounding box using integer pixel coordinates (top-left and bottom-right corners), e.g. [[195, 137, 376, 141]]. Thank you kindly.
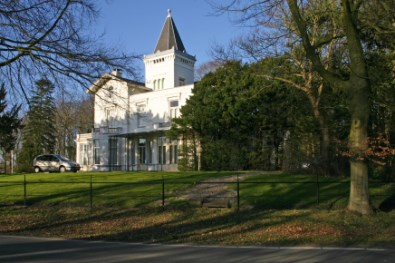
[[87, 73, 149, 94], [154, 10, 186, 53]]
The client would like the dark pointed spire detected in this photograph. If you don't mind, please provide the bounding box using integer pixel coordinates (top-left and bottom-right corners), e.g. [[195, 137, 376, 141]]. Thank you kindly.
[[154, 9, 186, 53]]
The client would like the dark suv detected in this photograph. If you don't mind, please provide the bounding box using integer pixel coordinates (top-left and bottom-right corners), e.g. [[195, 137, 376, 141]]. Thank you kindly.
[[33, 154, 80, 173]]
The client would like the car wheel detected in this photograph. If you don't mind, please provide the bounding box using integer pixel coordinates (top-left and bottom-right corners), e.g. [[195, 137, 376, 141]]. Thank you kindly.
[[59, 166, 66, 173], [34, 167, 40, 173]]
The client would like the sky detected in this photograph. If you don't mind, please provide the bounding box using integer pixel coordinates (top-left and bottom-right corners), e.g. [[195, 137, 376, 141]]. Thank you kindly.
[[94, 0, 243, 77]]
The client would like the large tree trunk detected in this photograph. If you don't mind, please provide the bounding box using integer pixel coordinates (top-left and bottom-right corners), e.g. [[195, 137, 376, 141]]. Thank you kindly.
[[347, 78, 373, 215], [348, 160, 371, 214], [342, 0, 373, 215]]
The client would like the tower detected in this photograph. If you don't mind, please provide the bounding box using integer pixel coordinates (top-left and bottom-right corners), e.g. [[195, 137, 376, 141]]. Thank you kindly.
[[144, 10, 196, 90]]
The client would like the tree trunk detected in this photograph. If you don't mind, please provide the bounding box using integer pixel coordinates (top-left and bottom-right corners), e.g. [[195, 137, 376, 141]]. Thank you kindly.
[[348, 160, 371, 214], [346, 79, 373, 215], [308, 95, 331, 175]]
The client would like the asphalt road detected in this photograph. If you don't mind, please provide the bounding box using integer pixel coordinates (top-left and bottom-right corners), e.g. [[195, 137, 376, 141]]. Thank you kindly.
[[0, 235, 393, 263]]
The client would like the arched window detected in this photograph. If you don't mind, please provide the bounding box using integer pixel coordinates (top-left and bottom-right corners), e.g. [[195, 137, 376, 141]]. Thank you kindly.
[[161, 78, 165, 89], [153, 80, 157, 90]]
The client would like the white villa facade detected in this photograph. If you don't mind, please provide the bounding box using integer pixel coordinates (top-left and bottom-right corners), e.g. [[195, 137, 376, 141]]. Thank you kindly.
[[76, 10, 196, 171]]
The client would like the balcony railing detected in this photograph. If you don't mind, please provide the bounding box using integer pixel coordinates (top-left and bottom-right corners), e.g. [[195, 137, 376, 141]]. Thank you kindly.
[[93, 126, 122, 134], [153, 122, 171, 129]]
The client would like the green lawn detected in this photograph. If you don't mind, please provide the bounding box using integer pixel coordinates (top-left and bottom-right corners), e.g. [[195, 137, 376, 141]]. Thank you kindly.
[[238, 173, 394, 210], [0, 171, 394, 248], [0, 171, 394, 210], [0, 171, 235, 207]]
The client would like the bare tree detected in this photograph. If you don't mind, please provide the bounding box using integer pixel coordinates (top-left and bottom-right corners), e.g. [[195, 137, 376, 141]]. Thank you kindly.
[[55, 95, 93, 160], [0, 0, 140, 104], [195, 60, 224, 81]]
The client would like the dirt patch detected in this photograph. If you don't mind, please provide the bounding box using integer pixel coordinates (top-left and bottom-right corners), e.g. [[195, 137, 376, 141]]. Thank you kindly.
[[176, 172, 261, 208]]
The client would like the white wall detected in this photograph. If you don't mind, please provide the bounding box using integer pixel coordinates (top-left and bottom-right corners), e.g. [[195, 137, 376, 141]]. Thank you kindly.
[[94, 78, 131, 130], [128, 84, 193, 134], [144, 49, 195, 90]]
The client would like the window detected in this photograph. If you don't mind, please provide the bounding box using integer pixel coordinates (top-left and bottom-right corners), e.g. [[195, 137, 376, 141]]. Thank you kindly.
[[105, 106, 115, 127], [179, 77, 185, 86], [137, 104, 146, 127], [169, 100, 179, 119], [109, 138, 118, 166], [130, 141, 136, 165], [138, 139, 146, 164], [80, 144, 91, 165], [154, 78, 165, 90], [169, 144, 178, 164], [107, 86, 113, 98], [173, 145, 178, 164], [93, 140, 100, 165], [158, 145, 166, 164]]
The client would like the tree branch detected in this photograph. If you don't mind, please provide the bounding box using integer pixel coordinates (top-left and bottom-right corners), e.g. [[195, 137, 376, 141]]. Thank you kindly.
[[286, 0, 347, 88]]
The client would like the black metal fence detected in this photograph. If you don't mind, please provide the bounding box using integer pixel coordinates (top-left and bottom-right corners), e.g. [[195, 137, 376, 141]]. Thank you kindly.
[[0, 175, 394, 211]]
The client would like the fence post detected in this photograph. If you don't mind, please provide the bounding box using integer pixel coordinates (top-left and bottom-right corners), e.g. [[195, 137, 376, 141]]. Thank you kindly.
[[237, 174, 240, 211], [316, 173, 320, 206], [90, 175, 93, 210], [23, 174, 27, 206], [162, 174, 165, 211]]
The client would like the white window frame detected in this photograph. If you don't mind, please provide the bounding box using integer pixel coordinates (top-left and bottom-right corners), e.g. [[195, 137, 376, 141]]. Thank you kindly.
[[169, 100, 179, 119]]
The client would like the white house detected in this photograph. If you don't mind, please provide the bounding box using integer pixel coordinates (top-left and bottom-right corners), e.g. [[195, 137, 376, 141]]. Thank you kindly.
[[76, 10, 196, 171]]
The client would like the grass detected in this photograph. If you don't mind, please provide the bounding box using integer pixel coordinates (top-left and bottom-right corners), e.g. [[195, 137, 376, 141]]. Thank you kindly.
[[238, 173, 394, 210], [0, 171, 394, 248], [0, 171, 234, 207]]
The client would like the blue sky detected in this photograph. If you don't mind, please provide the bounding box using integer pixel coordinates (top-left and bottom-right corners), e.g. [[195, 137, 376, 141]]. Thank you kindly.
[[94, 0, 242, 73]]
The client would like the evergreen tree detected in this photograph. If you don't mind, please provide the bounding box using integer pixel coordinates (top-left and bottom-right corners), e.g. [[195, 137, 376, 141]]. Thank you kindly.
[[17, 79, 57, 171], [171, 60, 311, 171], [0, 84, 23, 173]]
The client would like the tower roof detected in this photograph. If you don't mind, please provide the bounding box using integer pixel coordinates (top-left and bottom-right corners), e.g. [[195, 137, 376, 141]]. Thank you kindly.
[[154, 9, 186, 53]]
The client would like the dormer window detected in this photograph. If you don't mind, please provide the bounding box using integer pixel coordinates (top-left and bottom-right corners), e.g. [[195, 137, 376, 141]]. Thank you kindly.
[[178, 78, 185, 86]]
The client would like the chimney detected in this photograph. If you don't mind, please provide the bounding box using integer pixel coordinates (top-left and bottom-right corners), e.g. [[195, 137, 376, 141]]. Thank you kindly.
[[112, 68, 123, 77]]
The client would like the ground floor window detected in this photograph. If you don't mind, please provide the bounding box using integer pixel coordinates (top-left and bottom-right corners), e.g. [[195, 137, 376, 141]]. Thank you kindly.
[[169, 145, 178, 164], [130, 141, 135, 165], [158, 145, 166, 164], [109, 138, 118, 166], [93, 140, 100, 165], [79, 143, 91, 165], [138, 138, 146, 164]]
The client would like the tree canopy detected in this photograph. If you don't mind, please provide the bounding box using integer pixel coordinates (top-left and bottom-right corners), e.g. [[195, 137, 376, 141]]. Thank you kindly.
[[0, 84, 22, 154], [171, 60, 313, 171]]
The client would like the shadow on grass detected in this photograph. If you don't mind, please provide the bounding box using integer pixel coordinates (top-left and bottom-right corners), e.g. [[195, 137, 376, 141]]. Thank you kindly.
[[379, 192, 395, 212], [2, 201, 395, 247], [1, 173, 394, 247]]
